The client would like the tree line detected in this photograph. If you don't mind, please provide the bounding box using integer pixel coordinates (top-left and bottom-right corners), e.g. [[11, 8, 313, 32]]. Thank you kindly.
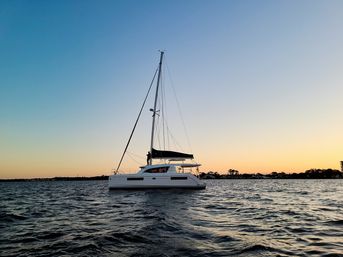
[[199, 168, 343, 179]]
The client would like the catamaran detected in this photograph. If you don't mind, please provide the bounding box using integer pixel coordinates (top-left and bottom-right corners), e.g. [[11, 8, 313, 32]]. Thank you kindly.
[[109, 52, 206, 189]]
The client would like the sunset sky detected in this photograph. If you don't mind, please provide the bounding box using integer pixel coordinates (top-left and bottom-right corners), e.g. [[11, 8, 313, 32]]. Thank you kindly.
[[1, 0, 343, 178]]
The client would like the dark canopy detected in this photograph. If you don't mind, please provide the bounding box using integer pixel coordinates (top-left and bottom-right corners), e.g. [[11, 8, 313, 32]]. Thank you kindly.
[[150, 148, 194, 159]]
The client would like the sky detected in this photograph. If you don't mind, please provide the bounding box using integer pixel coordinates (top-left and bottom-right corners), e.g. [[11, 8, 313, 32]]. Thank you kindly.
[[1, 0, 343, 178]]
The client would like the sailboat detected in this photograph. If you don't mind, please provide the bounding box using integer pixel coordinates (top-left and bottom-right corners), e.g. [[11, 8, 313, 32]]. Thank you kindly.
[[108, 52, 206, 189]]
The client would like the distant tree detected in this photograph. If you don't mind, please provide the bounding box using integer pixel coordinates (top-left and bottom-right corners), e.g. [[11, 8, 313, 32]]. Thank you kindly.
[[228, 169, 239, 176], [195, 168, 343, 180], [304, 168, 342, 179]]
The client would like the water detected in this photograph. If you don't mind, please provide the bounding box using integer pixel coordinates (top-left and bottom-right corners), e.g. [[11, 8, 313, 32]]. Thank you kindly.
[[1, 180, 343, 257]]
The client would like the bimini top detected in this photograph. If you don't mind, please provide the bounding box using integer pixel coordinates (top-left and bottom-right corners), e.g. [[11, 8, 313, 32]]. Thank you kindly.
[[149, 148, 194, 160]]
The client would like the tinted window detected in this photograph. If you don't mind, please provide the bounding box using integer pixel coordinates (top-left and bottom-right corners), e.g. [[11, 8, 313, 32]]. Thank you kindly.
[[127, 177, 144, 180], [144, 167, 169, 173], [170, 176, 188, 180]]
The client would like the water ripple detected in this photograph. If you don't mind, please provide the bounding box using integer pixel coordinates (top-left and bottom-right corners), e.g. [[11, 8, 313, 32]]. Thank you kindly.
[[0, 179, 343, 256]]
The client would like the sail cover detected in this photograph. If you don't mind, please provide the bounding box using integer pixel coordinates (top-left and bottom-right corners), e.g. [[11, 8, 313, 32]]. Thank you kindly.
[[150, 148, 194, 159]]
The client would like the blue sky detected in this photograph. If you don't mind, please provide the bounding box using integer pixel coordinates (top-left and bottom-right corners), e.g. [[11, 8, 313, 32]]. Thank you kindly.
[[1, 0, 343, 178]]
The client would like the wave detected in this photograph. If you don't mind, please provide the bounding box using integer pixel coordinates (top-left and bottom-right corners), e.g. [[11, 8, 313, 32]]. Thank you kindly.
[[239, 244, 278, 253], [1, 180, 343, 257], [0, 211, 27, 223], [325, 220, 343, 226]]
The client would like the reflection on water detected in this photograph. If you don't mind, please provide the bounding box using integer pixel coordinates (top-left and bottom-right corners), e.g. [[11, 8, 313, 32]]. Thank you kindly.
[[1, 179, 343, 256]]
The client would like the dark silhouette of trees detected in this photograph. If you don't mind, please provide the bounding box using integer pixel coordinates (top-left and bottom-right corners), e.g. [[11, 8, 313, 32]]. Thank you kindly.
[[198, 169, 343, 179], [228, 169, 239, 176]]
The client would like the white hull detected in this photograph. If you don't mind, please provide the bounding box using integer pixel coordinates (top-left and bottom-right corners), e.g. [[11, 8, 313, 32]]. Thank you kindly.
[[109, 172, 205, 190]]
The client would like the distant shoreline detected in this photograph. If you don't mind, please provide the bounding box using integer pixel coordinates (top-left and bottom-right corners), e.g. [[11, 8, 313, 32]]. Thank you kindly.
[[199, 168, 343, 180], [1, 169, 342, 181], [0, 175, 109, 182]]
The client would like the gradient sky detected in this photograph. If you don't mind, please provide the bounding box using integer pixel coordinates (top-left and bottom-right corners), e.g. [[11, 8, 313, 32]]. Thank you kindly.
[[1, 0, 343, 178]]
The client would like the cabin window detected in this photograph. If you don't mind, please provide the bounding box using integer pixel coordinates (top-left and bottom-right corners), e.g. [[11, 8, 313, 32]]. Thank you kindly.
[[170, 176, 188, 180], [144, 167, 169, 173], [127, 177, 144, 181]]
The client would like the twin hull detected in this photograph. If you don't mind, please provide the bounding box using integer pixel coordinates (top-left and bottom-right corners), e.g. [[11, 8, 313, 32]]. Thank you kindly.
[[109, 173, 205, 190]]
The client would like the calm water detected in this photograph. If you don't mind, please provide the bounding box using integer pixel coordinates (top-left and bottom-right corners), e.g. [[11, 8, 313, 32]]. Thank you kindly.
[[1, 180, 343, 257]]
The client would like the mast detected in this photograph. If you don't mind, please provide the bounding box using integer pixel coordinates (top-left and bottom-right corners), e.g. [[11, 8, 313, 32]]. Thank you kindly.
[[149, 51, 164, 165]]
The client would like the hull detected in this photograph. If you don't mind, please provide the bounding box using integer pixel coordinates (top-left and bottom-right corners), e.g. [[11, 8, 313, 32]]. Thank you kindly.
[[109, 173, 206, 190]]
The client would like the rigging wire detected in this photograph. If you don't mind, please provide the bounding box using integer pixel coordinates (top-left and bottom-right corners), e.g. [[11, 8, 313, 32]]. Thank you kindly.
[[126, 152, 145, 165], [161, 71, 167, 163], [155, 70, 166, 153], [114, 67, 158, 174], [165, 123, 183, 151], [126, 151, 145, 160], [155, 59, 183, 153], [164, 58, 199, 165], [165, 59, 193, 154], [160, 68, 166, 151], [155, 110, 161, 150]]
